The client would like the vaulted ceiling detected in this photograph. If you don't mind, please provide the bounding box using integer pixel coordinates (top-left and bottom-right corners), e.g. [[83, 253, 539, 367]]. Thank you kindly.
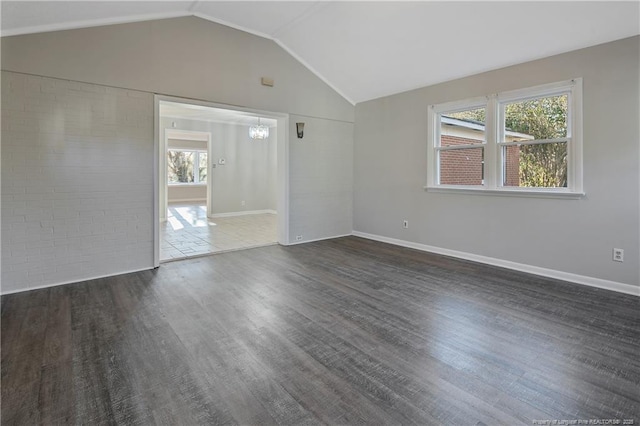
[[2, 1, 639, 104]]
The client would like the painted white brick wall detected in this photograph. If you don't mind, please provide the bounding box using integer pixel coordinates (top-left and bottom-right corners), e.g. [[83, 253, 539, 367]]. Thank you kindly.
[[1, 72, 154, 293]]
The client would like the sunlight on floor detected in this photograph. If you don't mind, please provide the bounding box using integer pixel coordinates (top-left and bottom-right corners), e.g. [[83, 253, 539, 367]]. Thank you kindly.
[[175, 206, 209, 227], [167, 210, 184, 231], [161, 204, 277, 261]]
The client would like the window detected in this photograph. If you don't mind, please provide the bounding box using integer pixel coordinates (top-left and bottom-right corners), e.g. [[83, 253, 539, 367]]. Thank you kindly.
[[437, 106, 486, 186], [427, 79, 583, 197], [167, 150, 208, 184]]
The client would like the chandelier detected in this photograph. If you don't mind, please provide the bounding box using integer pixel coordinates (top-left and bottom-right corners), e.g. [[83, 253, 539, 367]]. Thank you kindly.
[[249, 118, 269, 140]]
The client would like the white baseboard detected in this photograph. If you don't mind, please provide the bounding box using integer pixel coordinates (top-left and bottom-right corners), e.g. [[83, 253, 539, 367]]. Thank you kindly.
[[352, 231, 639, 297], [168, 199, 206, 204], [5, 232, 635, 298], [285, 232, 353, 246], [0, 266, 155, 296], [209, 209, 277, 218]]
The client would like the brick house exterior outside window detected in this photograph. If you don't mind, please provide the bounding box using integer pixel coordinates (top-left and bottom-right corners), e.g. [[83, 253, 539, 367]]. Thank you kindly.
[[439, 117, 526, 186]]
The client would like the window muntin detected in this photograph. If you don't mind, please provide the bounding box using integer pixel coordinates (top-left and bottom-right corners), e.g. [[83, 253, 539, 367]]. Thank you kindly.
[[427, 79, 582, 195], [168, 150, 207, 185]]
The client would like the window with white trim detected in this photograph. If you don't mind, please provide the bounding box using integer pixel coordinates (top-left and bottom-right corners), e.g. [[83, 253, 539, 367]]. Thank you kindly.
[[167, 149, 208, 184], [427, 79, 583, 196]]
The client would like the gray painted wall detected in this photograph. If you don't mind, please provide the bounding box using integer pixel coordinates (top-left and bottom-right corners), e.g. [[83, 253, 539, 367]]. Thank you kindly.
[[354, 36, 639, 287], [4, 14, 633, 292], [161, 117, 277, 214], [1, 16, 354, 293], [0, 16, 353, 122], [289, 115, 354, 242]]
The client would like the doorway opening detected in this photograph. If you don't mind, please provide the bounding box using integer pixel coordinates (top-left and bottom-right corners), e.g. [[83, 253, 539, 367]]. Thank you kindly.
[[154, 97, 289, 264]]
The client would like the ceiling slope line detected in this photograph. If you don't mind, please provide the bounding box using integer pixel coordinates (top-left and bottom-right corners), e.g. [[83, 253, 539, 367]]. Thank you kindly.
[[187, 1, 200, 13], [0, 10, 193, 37], [191, 11, 274, 42], [269, 0, 328, 39], [272, 38, 355, 106], [0, 8, 355, 106], [191, 11, 356, 105]]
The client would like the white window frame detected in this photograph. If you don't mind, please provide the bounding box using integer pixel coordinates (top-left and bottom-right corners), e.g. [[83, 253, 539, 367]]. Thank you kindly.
[[167, 149, 208, 185], [426, 78, 583, 198]]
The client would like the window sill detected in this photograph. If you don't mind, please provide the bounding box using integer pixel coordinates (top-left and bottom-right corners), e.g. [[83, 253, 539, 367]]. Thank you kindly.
[[168, 183, 207, 187], [423, 185, 585, 199]]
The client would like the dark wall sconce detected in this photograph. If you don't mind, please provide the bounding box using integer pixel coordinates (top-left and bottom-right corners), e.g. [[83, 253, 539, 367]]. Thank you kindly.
[[296, 122, 305, 139]]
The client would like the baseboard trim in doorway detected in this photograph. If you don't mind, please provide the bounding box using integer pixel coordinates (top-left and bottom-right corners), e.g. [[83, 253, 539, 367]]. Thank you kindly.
[[160, 242, 279, 263], [168, 199, 206, 204], [285, 233, 353, 246], [352, 231, 639, 297], [209, 209, 277, 218]]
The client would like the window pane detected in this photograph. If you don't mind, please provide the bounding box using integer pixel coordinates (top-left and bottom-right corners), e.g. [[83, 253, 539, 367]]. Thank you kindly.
[[503, 142, 567, 188], [167, 150, 194, 183], [439, 147, 484, 185], [199, 153, 207, 184], [440, 107, 485, 147], [503, 94, 568, 142]]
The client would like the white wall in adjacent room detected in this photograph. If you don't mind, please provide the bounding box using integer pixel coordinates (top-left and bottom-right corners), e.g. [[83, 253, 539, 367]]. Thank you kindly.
[[161, 117, 277, 215]]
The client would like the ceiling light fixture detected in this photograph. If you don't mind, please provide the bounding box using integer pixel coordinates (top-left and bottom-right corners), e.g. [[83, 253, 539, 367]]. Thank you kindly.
[[249, 118, 269, 140]]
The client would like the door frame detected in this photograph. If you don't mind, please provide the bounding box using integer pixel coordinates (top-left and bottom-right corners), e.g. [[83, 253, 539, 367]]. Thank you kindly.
[[153, 94, 290, 267]]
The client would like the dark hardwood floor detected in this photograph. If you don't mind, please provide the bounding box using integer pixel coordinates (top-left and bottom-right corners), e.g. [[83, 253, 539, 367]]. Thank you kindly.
[[2, 236, 639, 425]]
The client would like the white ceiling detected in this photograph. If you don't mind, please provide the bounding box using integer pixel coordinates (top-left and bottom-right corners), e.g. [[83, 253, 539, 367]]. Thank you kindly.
[[160, 101, 279, 127], [2, 1, 639, 104]]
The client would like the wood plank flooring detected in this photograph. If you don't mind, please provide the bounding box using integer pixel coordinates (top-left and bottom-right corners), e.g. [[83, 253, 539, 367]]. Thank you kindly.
[[2, 236, 639, 425]]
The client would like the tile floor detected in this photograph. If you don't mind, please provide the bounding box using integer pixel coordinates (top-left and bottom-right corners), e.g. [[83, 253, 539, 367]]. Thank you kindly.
[[160, 204, 277, 261]]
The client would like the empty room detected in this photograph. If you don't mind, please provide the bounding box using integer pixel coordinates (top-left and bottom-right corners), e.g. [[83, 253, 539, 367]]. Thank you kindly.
[[1, 1, 639, 425]]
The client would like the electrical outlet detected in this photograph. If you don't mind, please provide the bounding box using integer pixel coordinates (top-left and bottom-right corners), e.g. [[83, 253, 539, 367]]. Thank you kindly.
[[296, 235, 303, 241], [403, 220, 408, 229], [613, 248, 624, 262], [241, 200, 245, 206]]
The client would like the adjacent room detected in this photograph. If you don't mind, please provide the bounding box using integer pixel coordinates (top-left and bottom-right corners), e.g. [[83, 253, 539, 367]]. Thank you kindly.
[[1, 1, 638, 425], [159, 101, 279, 261]]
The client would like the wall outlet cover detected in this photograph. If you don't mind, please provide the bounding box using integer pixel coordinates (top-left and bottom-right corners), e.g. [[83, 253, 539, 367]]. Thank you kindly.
[[613, 248, 624, 262]]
